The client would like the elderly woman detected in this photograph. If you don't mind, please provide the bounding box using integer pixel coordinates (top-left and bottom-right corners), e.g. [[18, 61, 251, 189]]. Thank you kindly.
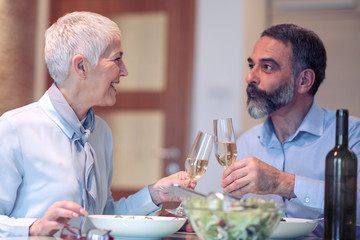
[[0, 11, 194, 237]]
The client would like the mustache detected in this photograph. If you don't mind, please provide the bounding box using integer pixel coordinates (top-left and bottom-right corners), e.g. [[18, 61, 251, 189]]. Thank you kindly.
[[246, 82, 267, 99], [246, 82, 277, 109]]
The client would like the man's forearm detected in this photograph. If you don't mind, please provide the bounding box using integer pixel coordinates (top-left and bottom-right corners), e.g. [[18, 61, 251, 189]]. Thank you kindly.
[[276, 172, 296, 199]]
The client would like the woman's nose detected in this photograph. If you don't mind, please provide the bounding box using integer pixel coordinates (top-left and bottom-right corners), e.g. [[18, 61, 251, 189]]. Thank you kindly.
[[120, 62, 128, 76]]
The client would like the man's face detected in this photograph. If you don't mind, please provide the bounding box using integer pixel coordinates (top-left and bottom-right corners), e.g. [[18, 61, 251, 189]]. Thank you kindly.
[[245, 36, 296, 119]]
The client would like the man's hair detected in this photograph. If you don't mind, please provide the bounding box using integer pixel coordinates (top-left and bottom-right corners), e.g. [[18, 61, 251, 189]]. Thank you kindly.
[[261, 23, 327, 96], [45, 11, 121, 82]]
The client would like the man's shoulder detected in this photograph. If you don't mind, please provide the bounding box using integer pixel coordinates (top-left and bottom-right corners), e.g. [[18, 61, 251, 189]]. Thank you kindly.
[[349, 114, 360, 124], [321, 107, 360, 131], [237, 121, 264, 140], [349, 114, 360, 133]]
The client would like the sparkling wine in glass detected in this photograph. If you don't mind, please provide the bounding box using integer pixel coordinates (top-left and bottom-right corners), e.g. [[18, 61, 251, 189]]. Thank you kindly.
[[166, 131, 213, 217], [214, 118, 237, 169], [185, 131, 214, 182]]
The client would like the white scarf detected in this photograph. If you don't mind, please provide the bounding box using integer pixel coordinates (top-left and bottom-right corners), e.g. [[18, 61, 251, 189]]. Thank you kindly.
[[48, 83, 99, 214]]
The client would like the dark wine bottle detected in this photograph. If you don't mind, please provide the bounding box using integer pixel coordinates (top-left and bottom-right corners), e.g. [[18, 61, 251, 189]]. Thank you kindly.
[[324, 109, 357, 239]]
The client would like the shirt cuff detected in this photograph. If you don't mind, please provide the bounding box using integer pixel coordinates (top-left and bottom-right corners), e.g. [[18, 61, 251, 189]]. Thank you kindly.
[[294, 175, 324, 210], [143, 186, 162, 214], [125, 186, 161, 215], [0, 217, 37, 237]]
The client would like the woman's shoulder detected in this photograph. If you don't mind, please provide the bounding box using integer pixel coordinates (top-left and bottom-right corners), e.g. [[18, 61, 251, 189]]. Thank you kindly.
[[1, 102, 40, 120], [93, 115, 109, 129], [93, 115, 112, 139]]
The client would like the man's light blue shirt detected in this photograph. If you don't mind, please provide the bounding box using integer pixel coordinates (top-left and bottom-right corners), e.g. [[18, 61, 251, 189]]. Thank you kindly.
[[0, 90, 160, 237], [236, 100, 360, 236]]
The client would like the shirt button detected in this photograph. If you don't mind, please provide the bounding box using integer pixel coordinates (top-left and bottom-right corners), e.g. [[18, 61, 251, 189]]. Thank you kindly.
[[305, 197, 310, 203]]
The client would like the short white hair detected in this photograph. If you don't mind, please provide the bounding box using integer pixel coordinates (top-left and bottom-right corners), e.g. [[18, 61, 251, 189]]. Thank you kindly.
[[45, 11, 121, 82]]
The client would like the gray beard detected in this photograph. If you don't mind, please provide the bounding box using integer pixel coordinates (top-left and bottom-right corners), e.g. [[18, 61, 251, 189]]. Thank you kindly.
[[246, 79, 295, 119]]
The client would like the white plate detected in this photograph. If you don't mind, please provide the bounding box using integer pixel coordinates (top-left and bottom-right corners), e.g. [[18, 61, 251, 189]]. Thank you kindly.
[[87, 215, 186, 239], [270, 217, 318, 239]]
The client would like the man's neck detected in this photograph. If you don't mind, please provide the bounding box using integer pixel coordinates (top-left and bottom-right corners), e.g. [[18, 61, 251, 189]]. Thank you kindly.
[[270, 96, 313, 143]]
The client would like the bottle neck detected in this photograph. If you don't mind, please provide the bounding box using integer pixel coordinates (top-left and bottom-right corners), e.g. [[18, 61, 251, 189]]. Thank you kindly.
[[335, 109, 349, 146]]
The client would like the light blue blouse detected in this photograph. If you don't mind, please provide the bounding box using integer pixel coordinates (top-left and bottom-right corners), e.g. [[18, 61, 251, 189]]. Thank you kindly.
[[0, 91, 159, 237], [236, 100, 360, 236]]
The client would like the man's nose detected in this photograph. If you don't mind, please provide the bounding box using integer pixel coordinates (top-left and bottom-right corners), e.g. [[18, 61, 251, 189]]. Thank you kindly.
[[245, 67, 259, 85]]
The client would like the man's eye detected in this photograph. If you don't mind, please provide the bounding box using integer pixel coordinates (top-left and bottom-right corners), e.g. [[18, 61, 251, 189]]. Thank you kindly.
[[248, 63, 254, 70], [263, 64, 273, 71], [113, 57, 121, 62]]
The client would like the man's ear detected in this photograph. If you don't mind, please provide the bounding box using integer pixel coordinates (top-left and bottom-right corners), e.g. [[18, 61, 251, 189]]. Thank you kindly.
[[72, 55, 86, 79], [297, 69, 315, 94]]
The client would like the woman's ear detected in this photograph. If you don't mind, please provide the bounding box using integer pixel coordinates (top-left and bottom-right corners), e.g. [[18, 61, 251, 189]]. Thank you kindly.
[[72, 55, 87, 79], [297, 69, 315, 94]]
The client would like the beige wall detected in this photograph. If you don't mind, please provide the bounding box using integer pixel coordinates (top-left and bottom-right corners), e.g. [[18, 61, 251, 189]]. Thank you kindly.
[[241, 1, 268, 132]]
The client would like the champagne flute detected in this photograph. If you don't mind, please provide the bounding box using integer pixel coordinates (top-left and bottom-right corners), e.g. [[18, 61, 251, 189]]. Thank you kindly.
[[166, 131, 214, 216], [213, 118, 237, 169], [185, 131, 214, 182]]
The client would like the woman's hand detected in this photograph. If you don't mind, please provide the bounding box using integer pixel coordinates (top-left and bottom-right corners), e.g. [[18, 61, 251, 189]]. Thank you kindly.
[[149, 171, 196, 205], [29, 201, 88, 236]]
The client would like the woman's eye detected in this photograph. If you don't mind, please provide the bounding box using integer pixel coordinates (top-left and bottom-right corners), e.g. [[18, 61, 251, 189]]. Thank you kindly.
[[113, 57, 121, 62]]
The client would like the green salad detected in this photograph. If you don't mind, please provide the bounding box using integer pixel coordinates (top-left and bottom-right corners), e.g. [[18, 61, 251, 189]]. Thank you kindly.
[[184, 197, 283, 240]]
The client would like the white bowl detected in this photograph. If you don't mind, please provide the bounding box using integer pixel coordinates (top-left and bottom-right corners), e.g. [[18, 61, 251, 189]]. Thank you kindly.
[[87, 215, 186, 238], [270, 218, 318, 238]]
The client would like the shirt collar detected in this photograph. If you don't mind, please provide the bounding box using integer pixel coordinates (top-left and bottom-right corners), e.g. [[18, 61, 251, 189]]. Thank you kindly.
[[38, 90, 74, 140], [295, 100, 325, 138], [259, 100, 325, 147]]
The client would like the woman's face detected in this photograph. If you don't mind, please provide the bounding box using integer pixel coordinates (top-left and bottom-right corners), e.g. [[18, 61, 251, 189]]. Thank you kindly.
[[85, 38, 128, 107]]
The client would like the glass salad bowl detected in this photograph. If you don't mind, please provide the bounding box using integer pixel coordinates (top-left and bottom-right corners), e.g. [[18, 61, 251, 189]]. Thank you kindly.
[[182, 195, 284, 240]]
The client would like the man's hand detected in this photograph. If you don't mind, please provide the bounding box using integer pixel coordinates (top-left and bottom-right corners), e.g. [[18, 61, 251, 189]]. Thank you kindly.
[[221, 157, 296, 199], [148, 171, 196, 205], [29, 201, 88, 236]]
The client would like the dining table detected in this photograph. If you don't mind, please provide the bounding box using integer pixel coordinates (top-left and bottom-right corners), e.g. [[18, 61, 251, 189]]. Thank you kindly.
[[0, 232, 324, 240], [165, 232, 323, 240]]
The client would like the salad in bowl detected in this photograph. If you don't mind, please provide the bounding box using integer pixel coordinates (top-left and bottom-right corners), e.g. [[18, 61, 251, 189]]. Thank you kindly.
[[183, 196, 284, 240]]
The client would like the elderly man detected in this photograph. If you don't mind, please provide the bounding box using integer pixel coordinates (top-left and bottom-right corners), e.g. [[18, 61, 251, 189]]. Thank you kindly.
[[221, 24, 360, 237]]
